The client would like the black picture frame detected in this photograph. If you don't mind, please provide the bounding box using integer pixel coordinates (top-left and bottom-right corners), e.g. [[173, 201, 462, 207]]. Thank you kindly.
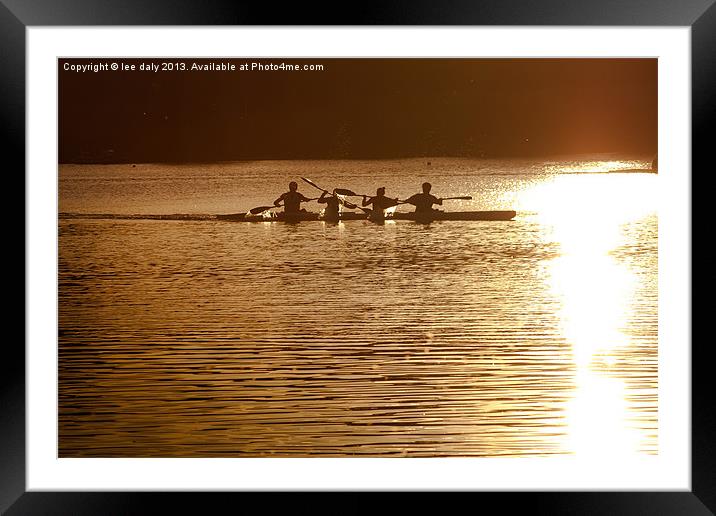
[[7, 0, 714, 513]]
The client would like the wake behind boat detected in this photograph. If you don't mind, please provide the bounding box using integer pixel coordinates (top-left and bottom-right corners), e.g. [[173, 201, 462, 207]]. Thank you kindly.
[[58, 210, 517, 222]]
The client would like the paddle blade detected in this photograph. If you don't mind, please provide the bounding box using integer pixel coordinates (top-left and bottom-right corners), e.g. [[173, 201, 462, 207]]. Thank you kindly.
[[334, 188, 359, 196], [301, 177, 325, 192], [249, 205, 277, 215], [341, 198, 371, 213]]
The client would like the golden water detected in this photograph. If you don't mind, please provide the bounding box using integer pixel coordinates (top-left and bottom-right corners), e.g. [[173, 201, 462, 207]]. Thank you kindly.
[[58, 159, 657, 457]]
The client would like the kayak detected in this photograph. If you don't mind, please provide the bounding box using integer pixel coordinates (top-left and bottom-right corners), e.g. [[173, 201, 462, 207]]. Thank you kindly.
[[216, 211, 365, 222], [216, 210, 516, 222]]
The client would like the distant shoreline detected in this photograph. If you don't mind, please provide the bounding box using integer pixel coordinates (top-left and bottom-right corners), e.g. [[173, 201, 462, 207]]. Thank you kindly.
[[58, 153, 655, 167]]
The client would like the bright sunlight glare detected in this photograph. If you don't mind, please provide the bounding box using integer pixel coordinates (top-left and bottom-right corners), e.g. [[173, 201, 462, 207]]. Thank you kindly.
[[522, 170, 657, 456]]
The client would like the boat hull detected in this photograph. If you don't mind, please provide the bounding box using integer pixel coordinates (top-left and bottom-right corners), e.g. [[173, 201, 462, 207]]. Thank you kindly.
[[217, 210, 516, 222]]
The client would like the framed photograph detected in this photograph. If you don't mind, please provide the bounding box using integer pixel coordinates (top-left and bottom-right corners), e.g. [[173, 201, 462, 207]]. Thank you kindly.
[[9, 0, 714, 512]]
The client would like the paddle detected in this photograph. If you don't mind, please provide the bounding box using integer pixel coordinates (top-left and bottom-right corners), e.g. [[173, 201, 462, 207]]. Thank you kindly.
[[330, 188, 377, 213], [333, 189, 402, 214], [249, 205, 280, 215], [301, 178, 373, 214], [395, 195, 473, 205], [300, 176, 328, 193], [340, 199, 373, 213], [333, 188, 368, 197], [331, 188, 403, 214], [335, 189, 471, 202], [248, 197, 320, 215]]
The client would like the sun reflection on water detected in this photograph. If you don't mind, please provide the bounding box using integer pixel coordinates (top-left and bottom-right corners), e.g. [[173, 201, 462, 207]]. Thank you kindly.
[[543, 159, 650, 174], [523, 171, 657, 456], [549, 254, 634, 367], [565, 370, 642, 458]]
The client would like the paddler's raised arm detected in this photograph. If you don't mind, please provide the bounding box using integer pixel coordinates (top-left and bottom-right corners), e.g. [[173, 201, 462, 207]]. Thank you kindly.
[[273, 193, 285, 207], [403, 194, 419, 206]]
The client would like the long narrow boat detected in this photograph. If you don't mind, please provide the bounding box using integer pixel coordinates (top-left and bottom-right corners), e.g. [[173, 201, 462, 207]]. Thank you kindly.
[[216, 210, 517, 222]]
